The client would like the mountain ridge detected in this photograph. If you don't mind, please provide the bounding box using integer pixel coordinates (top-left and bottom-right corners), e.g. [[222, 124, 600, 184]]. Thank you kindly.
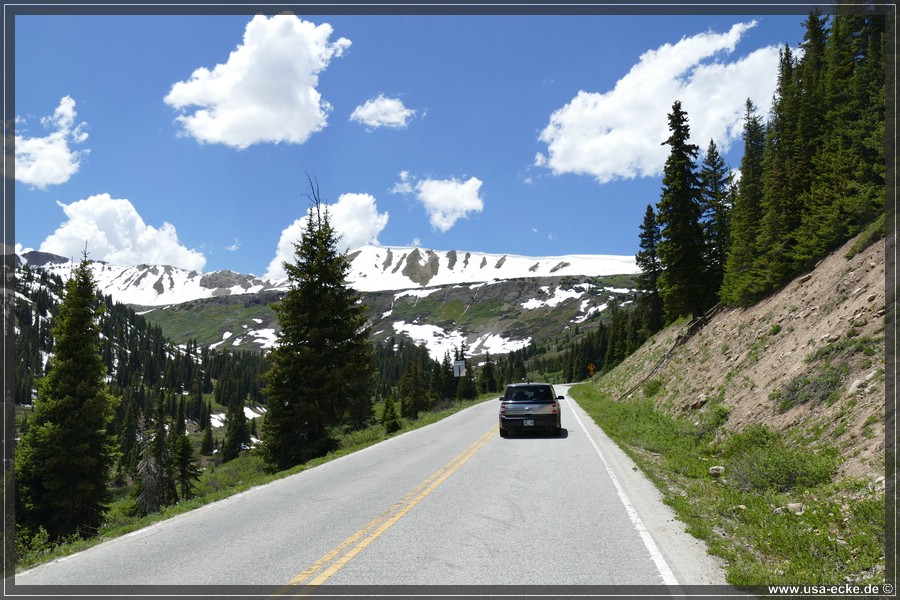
[[20, 246, 639, 307]]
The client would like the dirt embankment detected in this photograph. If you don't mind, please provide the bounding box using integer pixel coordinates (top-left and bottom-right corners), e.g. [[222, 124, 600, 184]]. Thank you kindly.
[[611, 233, 887, 481]]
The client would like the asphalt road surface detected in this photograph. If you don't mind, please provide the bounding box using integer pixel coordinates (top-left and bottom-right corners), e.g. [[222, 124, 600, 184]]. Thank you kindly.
[[14, 385, 727, 593]]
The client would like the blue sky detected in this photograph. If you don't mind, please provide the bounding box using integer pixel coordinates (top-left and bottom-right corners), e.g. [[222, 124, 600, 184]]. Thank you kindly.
[[13, 7, 808, 279]]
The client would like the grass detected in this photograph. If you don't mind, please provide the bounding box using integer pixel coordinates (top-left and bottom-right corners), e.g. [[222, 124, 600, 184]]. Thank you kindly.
[[844, 212, 885, 260], [143, 300, 276, 348], [15, 392, 498, 572], [568, 383, 885, 588], [770, 335, 883, 413]]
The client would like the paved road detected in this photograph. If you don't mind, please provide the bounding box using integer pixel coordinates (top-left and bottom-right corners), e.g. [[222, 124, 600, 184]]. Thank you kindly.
[[15, 385, 726, 591]]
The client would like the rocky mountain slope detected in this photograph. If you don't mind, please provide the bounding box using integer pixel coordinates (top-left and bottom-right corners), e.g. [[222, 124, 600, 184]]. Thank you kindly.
[[20, 246, 638, 305], [594, 233, 888, 481], [17, 248, 639, 358]]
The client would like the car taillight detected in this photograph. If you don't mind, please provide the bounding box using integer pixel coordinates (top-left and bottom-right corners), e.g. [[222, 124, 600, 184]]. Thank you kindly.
[[550, 403, 558, 413], [500, 404, 506, 415]]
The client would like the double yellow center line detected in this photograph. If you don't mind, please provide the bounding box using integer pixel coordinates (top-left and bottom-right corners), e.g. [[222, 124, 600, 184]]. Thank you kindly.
[[274, 426, 496, 594]]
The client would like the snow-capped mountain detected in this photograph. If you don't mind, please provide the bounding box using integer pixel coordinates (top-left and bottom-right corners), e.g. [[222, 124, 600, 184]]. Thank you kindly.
[[344, 246, 638, 292], [17, 247, 639, 359], [20, 246, 638, 307]]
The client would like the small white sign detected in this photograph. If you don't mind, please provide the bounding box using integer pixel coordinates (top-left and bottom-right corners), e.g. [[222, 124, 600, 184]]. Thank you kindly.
[[453, 360, 466, 378]]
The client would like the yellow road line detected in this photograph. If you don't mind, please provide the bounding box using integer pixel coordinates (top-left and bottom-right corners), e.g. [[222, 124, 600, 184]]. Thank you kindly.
[[275, 426, 495, 595]]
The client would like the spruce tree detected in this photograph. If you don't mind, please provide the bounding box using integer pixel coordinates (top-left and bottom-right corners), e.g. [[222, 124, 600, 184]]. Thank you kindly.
[[15, 255, 116, 540], [479, 352, 499, 394], [134, 417, 162, 516], [794, 14, 885, 266], [635, 204, 665, 335], [200, 414, 215, 456], [169, 397, 200, 499], [261, 180, 376, 472], [656, 101, 706, 321], [399, 359, 427, 420], [756, 44, 801, 293], [720, 99, 767, 306], [381, 394, 402, 435], [221, 394, 249, 463], [698, 140, 731, 307], [118, 391, 140, 478], [135, 395, 178, 513]]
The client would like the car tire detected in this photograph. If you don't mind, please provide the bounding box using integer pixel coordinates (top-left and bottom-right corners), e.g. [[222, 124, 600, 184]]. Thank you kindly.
[[499, 427, 508, 438]]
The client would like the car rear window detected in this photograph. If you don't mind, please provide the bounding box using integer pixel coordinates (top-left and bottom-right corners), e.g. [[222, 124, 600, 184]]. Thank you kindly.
[[504, 385, 554, 401]]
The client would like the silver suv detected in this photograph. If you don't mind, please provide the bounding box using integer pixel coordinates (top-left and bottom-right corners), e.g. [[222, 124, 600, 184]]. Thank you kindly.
[[498, 383, 563, 437]]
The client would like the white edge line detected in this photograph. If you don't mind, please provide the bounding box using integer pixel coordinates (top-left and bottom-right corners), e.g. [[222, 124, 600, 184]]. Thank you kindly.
[[566, 397, 680, 587]]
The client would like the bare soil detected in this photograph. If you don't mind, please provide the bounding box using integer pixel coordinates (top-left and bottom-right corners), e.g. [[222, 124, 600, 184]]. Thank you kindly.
[[608, 233, 888, 482]]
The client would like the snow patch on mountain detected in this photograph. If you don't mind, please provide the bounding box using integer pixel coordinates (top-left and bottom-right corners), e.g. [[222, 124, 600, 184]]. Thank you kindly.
[[346, 246, 638, 292], [20, 246, 637, 307]]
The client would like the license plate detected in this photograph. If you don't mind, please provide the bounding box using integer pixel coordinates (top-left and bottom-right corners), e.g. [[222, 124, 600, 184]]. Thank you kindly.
[[524, 419, 535, 427]]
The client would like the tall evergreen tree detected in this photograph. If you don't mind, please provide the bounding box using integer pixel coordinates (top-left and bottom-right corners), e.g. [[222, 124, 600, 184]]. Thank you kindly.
[[118, 391, 140, 478], [794, 10, 829, 196], [656, 101, 706, 321], [169, 397, 200, 499], [381, 394, 402, 435], [261, 180, 376, 472], [478, 352, 499, 394], [399, 359, 427, 420], [698, 140, 731, 307], [15, 255, 117, 540], [133, 417, 163, 517], [200, 411, 215, 456], [794, 13, 885, 266], [221, 394, 250, 463], [635, 204, 665, 335], [756, 44, 802, 292], [720, 99, 767, 306]]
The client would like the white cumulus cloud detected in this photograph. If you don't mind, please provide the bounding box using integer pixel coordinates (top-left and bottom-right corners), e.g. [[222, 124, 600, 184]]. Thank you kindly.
[[536, 21, 780, 183], [265, 192, 389, 280], [391, 172, 485, 233], [15, 96, 89, 189], [164, 14, 351, 149], [39, 193, 206, 270], [350, 94, 417, 129]]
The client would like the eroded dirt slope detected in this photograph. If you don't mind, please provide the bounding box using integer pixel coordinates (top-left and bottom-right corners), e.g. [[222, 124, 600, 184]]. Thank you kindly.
[[604, 233, 888, 481]]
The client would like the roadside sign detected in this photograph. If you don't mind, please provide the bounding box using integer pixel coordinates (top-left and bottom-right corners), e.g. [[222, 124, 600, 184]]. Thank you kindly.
[[453, 360, 466, 378]]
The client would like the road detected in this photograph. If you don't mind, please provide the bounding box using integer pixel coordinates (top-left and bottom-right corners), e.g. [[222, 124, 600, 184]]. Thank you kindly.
[[14, 385, 727, 593]]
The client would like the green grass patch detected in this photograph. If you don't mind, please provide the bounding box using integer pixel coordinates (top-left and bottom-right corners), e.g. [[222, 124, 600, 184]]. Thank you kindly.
[[845, 213, 885, 260], [770, 364, 846, 412], [568, 383, 883, 588]]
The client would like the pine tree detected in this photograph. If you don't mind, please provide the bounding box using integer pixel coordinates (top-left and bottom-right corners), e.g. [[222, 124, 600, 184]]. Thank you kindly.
[[698, 140, 731, 307], [635, 204, 665, 335], [720, 99, 767, 306], [132, 399, 178, 516], [479, 352, 498, 394], [169, 397, 200, 499], [15, 254, 116, 540], [794, 13, 885, 267], [134, 417, 162, 516], [261, 180, 376, 472], [118, 391, 140, 478], [399, 359, 427, 420], [381, 394, 402, 435], [221, 394, 249, 463], [656, 101, 706, 321], [200, 411, 214, 456]]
